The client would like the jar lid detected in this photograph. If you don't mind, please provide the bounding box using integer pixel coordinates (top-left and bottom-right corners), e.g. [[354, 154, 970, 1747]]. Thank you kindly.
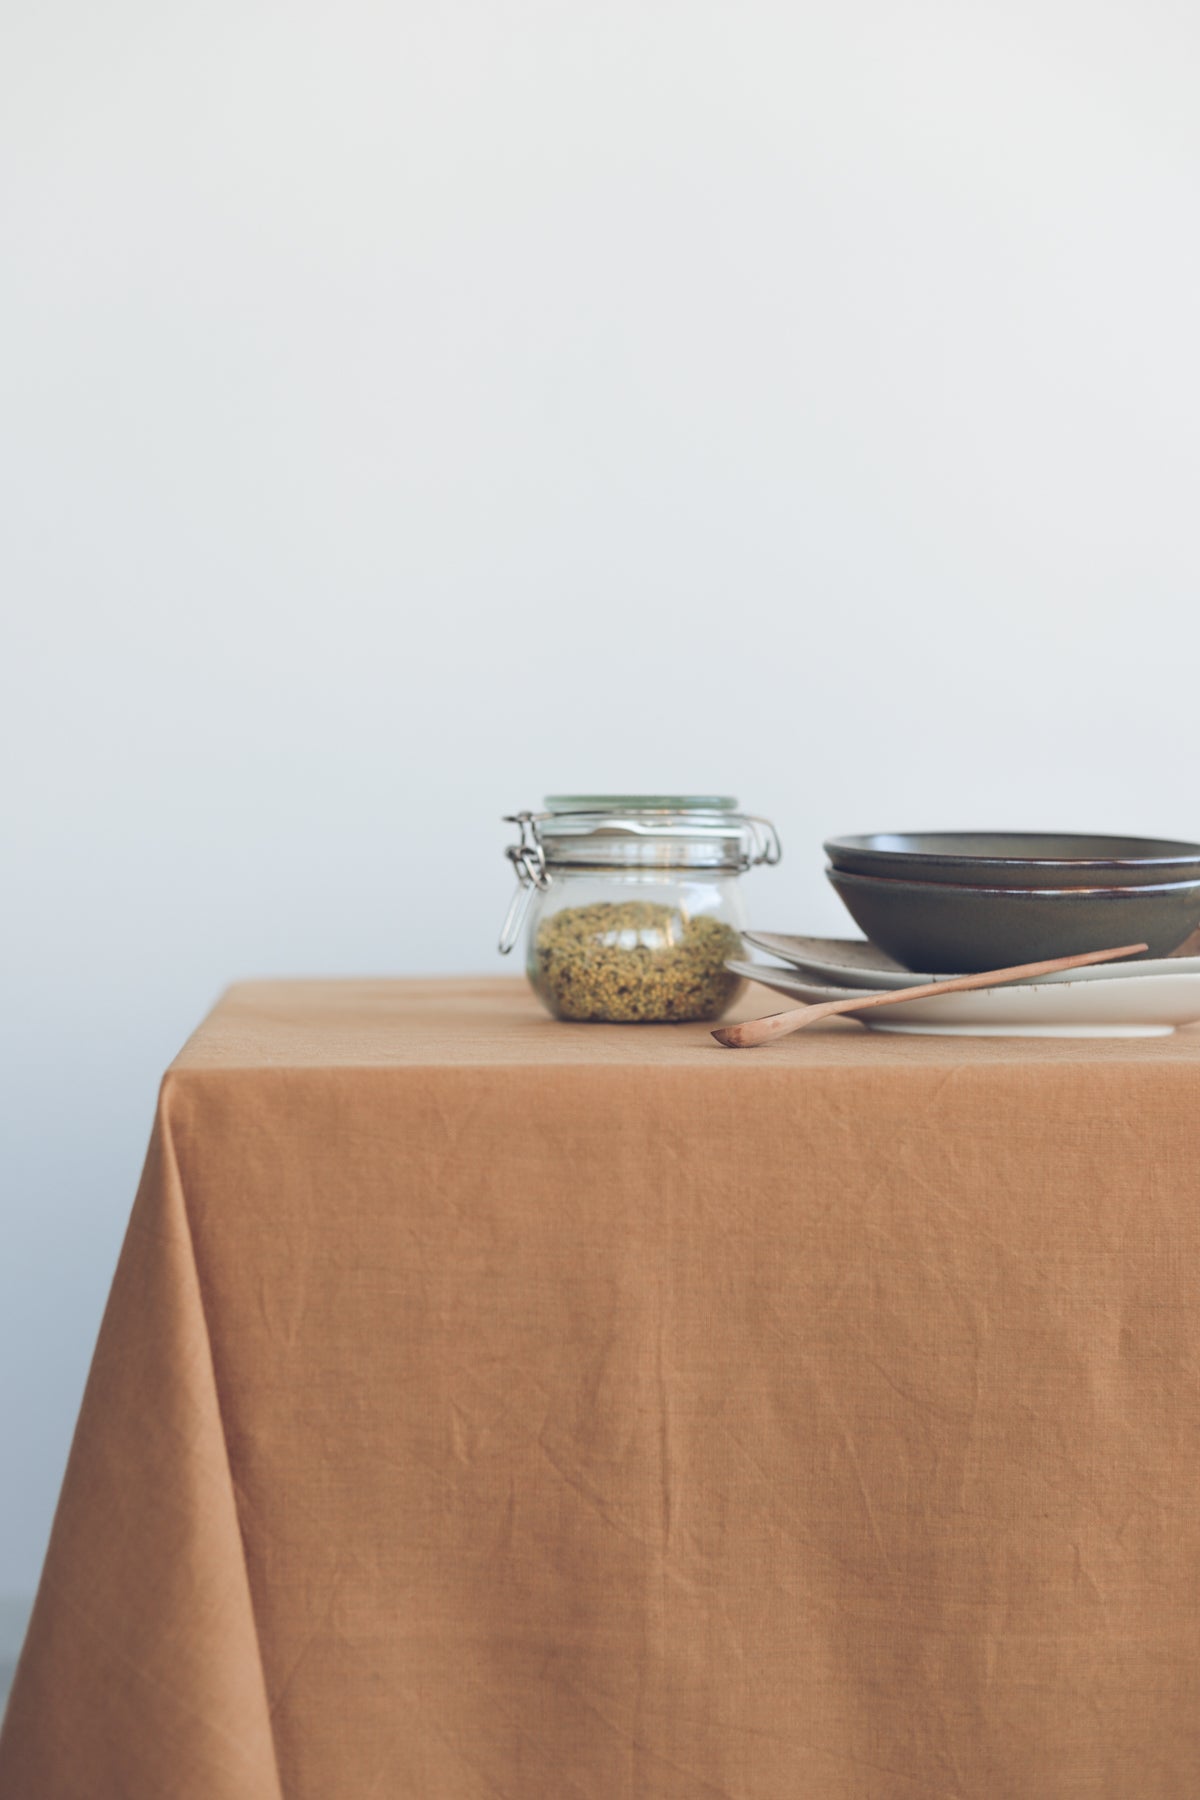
[[505, 798, 781, 873], [545, 795, 739, 814]]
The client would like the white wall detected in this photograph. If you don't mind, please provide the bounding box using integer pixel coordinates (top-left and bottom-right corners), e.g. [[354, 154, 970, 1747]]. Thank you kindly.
[[3, 0, 1200, 1599]]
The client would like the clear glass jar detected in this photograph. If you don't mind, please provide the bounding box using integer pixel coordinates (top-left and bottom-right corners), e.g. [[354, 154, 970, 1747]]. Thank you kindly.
[[498, 797, 781, 1023]]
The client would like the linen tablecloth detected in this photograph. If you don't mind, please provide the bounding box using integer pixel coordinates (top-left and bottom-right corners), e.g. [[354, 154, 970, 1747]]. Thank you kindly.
[[3, 977, 1200, 1799]]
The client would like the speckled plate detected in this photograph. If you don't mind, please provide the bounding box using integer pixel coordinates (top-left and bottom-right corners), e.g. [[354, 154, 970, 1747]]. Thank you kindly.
[[727, 958, 1200, 1037], [742, 933, 1200, 992]]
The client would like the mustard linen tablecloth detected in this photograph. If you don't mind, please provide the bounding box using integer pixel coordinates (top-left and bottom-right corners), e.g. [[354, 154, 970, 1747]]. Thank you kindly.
[[3, 977, 1200, 1799]]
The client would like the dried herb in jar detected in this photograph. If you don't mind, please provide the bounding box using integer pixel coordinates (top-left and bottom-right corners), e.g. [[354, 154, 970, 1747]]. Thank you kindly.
[[532, 900, 743, 1023]]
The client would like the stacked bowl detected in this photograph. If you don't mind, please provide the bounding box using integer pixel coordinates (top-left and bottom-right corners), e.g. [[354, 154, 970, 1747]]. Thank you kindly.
[[823, 833, 1200, 973]]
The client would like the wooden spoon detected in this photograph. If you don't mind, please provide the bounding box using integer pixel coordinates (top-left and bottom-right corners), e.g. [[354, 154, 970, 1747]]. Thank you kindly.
[[711, 942, 1149, 1049]]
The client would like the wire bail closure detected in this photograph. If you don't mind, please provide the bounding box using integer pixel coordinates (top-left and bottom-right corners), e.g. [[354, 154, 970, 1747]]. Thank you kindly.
[[744, 816, 783, 867], [498, 813, 550, 953]]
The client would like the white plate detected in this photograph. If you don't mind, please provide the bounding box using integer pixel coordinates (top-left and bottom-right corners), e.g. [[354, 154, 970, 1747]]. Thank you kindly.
[[727, 958, 1200, 1036], [742, 932, 1200, 992]]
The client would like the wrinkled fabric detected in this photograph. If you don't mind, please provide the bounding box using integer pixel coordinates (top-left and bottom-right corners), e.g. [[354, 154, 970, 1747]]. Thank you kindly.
[[3, 976, 1200, 1799]]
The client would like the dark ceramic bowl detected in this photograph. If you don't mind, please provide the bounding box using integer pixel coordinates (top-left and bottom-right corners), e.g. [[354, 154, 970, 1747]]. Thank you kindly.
[[824, 832, 1200, 890], [826, 867, 1200, 974]]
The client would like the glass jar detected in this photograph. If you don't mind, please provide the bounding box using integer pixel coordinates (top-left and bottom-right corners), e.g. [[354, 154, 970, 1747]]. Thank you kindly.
[[498, 796, 781, 1022]]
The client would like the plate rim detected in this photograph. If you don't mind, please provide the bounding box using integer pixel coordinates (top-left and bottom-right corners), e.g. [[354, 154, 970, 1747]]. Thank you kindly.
[[741, 932, 1200, 989], [726, 957, 1200, 1029]]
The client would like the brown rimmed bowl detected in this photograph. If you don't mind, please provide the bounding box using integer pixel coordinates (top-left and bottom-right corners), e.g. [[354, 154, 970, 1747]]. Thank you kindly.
[[825, 832, 1200, 889], [826, 867, 1200, 974]]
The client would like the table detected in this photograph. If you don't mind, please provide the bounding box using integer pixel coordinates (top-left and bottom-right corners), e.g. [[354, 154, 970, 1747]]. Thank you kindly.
[[3, 977, 1200, 1798]]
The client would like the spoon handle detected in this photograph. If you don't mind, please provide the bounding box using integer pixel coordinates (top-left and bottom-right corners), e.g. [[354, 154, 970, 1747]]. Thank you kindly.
[[711, 942, 1149, 1049]]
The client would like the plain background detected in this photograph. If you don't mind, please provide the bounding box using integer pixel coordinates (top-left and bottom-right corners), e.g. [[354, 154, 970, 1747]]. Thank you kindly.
[[3, 0, 1200, 1630]]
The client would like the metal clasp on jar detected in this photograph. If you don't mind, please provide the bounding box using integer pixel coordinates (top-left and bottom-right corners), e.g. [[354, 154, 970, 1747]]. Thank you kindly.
[[744, 817, 783, 867], [498, 813, 550, 953]]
